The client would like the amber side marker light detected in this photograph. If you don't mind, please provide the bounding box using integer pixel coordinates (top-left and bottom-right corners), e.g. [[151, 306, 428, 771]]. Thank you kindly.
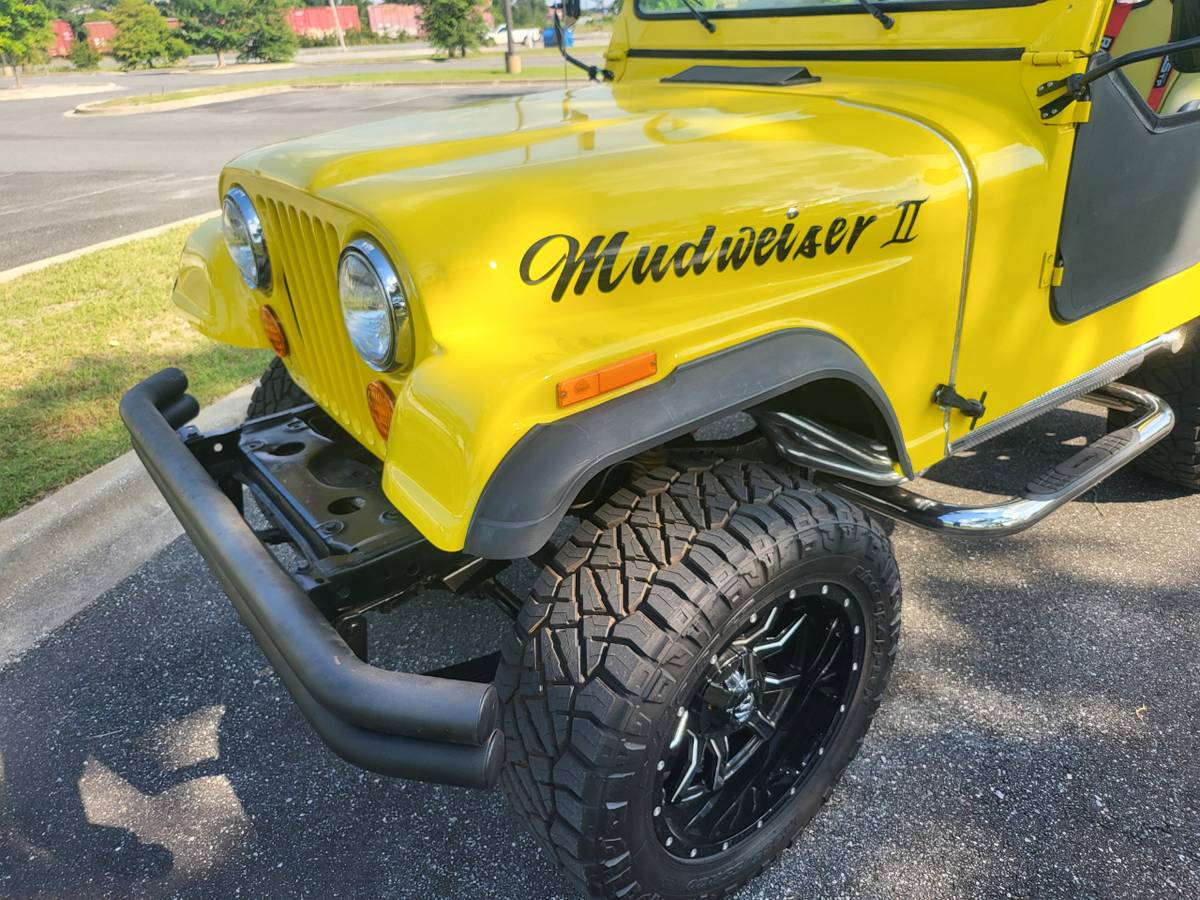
[[367, 380, 396, 440], [557, 352, 658, 408], [259, 305, 288, 357]]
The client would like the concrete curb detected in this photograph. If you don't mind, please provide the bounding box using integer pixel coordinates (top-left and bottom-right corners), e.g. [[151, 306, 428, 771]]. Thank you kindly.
[[71, 85, 294, 116], [0, 384, 255, 671], [180, 62, 297, 75], [0, 211, 218, 285], [0, 82, 122, 103], [71, 77, 576, 116]]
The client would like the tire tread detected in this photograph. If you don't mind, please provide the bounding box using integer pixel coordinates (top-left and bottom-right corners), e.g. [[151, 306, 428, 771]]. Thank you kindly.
[[1111, 340, 1200, 490], [497, 455, 901, 899]]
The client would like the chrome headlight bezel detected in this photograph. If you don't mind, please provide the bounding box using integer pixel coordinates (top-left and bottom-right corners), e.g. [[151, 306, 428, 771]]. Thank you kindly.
[[337, 237, 414, 373], [222, 186, 270, 291]]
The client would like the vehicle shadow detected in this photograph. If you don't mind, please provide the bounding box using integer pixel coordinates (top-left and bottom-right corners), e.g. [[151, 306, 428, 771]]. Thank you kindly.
[[2, 405, 1197, 897], [0, 541, 571, 899], [919, 402, 1189, 504]]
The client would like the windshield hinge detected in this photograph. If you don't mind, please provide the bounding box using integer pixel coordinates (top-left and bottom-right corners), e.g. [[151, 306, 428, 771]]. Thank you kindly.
[[1024, 51, 1077, 67], [933, 384, 988, 430], [1039, 252, 1065, 289], [1022, 51, 1091, 124]]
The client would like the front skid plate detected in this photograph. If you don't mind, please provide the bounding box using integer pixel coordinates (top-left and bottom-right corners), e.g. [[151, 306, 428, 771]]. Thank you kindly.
[[186, 403, 463, 617]]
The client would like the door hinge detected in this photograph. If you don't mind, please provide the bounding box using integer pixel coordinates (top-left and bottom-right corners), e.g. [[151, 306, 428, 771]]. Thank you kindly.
[[934, 384, 988, 430], [1039, 252, 1065, 288]]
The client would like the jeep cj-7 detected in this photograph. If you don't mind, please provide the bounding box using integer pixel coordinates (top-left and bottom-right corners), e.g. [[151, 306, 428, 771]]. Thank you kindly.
[[121, 0, 1200, 893]]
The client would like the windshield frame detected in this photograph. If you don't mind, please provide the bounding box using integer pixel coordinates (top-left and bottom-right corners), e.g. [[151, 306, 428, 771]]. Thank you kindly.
[[633, 0, 1049, 23]]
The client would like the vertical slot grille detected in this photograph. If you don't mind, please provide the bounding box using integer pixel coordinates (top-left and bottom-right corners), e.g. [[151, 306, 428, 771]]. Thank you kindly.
[[260, 197, 380, 454]]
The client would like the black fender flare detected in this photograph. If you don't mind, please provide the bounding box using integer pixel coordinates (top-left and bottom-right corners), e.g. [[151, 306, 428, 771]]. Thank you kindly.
[[464, 328, 913, 559]]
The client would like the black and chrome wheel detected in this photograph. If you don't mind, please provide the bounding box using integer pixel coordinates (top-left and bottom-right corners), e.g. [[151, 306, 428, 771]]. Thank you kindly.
[[497, 456, 901, 899], [655, 582, 864, 860]]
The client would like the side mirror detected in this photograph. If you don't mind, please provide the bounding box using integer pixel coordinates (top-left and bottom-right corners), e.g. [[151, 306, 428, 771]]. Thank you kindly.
[[559, 0, 582, 28], [1171, 0, 1200, 72]]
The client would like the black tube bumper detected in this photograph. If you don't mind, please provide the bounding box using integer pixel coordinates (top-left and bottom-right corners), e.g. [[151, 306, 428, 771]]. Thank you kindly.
[[120, 368, 504, 788]]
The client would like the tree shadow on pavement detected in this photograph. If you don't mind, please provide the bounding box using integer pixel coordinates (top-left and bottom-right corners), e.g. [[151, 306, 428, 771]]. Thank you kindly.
[[0, 539, 571, 899], [1, 400, 1198, 899]]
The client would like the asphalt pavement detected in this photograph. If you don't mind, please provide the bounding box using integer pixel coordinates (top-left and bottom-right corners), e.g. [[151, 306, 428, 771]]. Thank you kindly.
[[1, 403, 1197, 898], [0, 62, 592, 270]]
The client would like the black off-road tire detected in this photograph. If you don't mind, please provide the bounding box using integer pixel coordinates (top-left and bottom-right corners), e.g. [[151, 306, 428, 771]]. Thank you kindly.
[[247, 357, 311, 419], [1109, 340, 1200, 490], [496, 456, 901, 899]]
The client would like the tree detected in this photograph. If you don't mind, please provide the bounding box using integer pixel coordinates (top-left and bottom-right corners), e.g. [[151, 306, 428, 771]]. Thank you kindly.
[[110, 0, 188, 69], [420, 0, 486, 58], [0, 0, 52, 88], [238, 0, 296, 62], [68, 34, 101, 68], [491, 0, 545, 29], [175, 0, 246, 68]]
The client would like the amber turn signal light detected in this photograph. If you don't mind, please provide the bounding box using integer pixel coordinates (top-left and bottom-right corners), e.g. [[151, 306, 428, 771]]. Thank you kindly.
[[259, 305, 288, 357], [367, 379, 396, 440], [557, 352, 658, 408]]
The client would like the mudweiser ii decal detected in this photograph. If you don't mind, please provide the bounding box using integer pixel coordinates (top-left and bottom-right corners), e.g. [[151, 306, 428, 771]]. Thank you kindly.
[[520, 199, 927, 302]]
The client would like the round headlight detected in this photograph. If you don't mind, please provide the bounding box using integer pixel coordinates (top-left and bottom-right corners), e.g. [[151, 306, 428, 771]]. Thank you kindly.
[[222, 187, 270, 290], [337, 238, 413, 372]]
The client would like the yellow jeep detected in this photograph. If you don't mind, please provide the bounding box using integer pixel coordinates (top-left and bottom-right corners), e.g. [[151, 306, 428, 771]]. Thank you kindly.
[[121, 0, 1200, 893]]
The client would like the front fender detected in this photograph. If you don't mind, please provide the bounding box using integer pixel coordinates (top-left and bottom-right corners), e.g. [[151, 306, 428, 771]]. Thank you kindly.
[[464, 329, 910, 559], [173, 216, 268, 351]]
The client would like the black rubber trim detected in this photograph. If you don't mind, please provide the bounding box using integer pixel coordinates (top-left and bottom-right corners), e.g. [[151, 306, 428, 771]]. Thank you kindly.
[[465, 329, 912, 559], [120, 368, 503, 788], [627, 46, 1025, 62], [634, 0, 1045, 20]]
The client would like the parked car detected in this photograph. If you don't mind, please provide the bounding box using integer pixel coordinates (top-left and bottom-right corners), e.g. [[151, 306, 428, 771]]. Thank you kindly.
[[121, 0, 1200, 895], [542, 24, 573, 47], [485, 24, 541, 47]]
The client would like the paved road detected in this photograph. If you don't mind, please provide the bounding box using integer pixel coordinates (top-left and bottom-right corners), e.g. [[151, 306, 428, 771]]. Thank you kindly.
[[1, 403, 1197, 898], [0, 59, 598, 270]]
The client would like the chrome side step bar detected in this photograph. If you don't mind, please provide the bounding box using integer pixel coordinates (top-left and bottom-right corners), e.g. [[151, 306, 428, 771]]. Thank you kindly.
[[950, 329, 1184, 455], [821, 383, 1173, 536]]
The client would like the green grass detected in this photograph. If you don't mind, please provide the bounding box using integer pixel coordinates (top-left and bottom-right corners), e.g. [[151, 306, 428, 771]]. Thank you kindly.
[[91, 65, 585, 108], [304, 47, 573, 65], [0, 224, 270, 518], [101, 83, 280, 107], [297, 66, 582, 84]]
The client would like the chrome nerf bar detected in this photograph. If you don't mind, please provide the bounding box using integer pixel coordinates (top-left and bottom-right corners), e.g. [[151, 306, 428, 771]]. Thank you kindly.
[[821, 382, 1173, 536]]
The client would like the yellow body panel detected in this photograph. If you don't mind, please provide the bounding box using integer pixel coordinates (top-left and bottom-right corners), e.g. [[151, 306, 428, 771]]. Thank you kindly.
[[173, 0, 1200, 552]]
